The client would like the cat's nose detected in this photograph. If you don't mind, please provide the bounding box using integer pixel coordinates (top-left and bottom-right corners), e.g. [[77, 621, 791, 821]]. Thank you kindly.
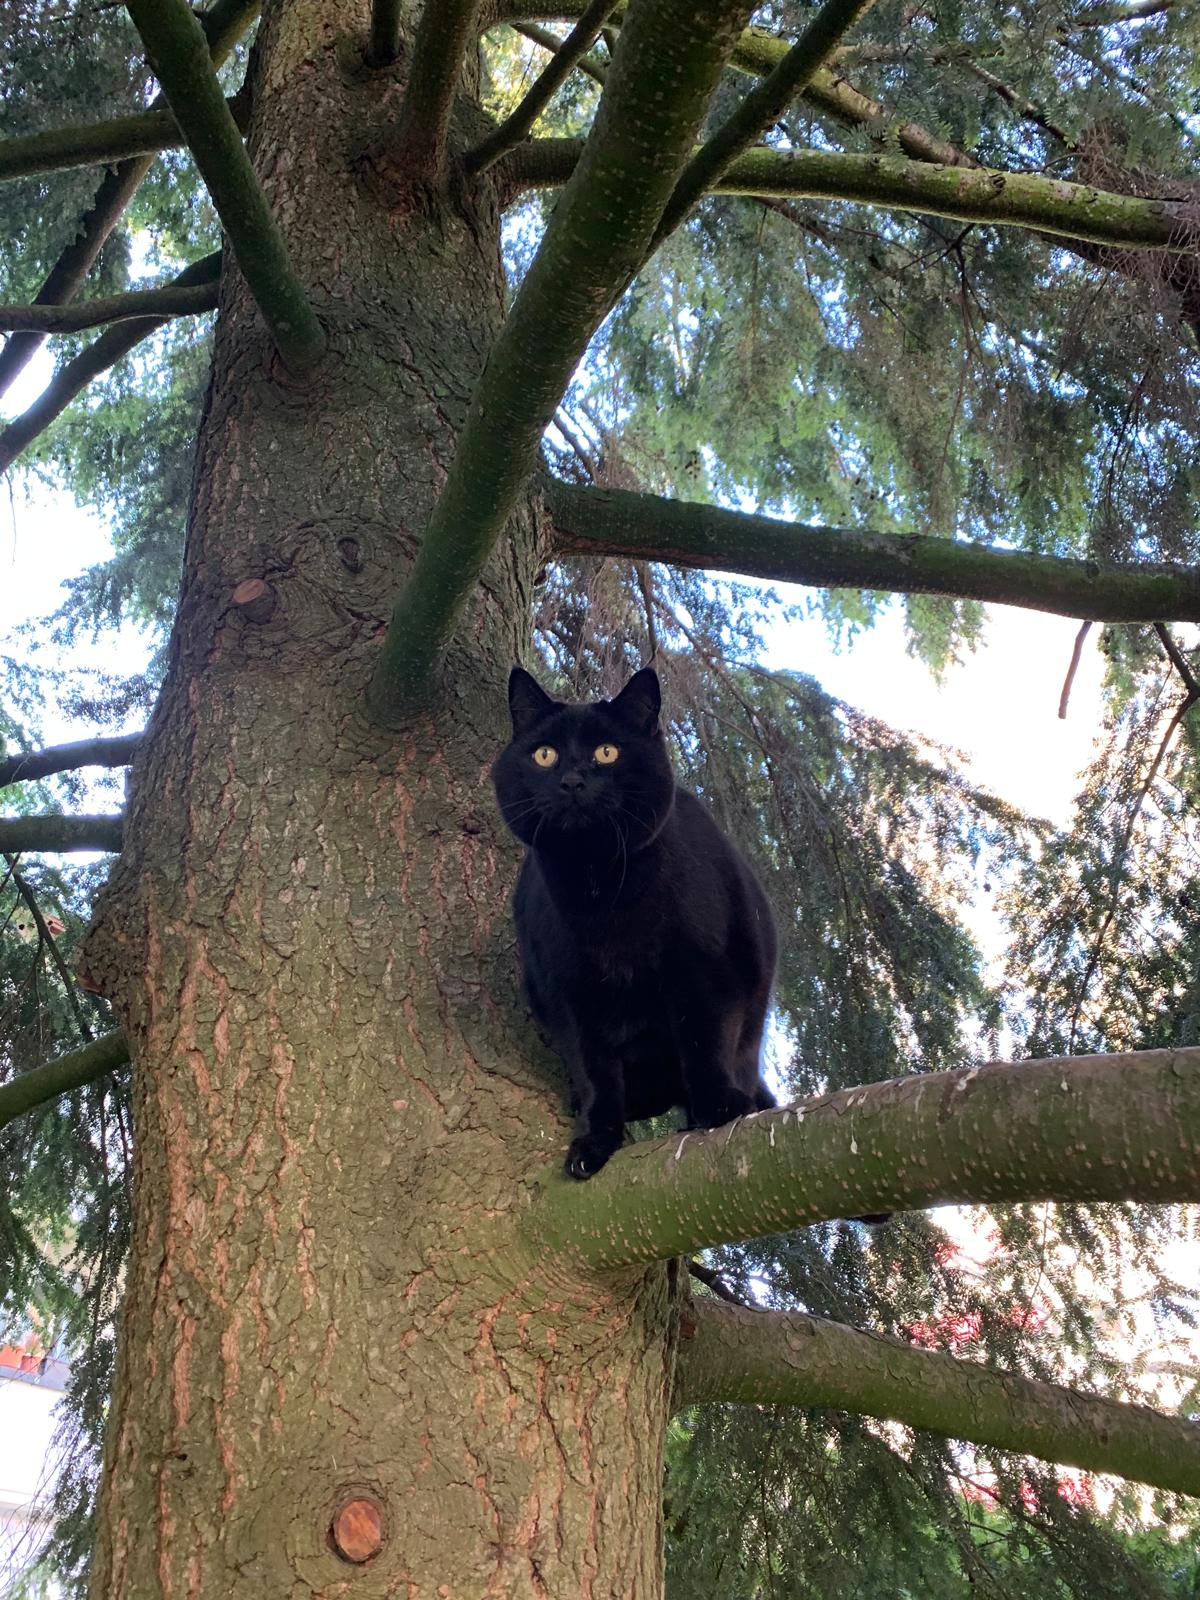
[[559, 770, 585, 792]]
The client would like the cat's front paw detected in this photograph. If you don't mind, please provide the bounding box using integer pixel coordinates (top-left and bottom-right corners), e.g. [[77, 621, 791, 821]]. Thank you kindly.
[[688, 1087, 758, 1130], [565, 1129, 621, 1180]]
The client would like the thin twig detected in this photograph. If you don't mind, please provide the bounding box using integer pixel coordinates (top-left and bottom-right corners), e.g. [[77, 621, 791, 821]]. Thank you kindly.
[[511, 22, 609, 88], [1058, 621, 1093, 719], [687, 1258, 752, 1305]]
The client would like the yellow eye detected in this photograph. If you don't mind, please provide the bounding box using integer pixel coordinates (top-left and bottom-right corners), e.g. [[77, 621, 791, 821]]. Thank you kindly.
[[532, 745, 558, 768], [594, 743, 620, 765]]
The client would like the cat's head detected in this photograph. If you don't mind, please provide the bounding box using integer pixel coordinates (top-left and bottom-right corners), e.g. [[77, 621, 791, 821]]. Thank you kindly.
[[492, 667, 675, 852]]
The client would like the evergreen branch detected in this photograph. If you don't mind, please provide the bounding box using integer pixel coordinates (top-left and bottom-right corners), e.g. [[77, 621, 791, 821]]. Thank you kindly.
[[0, 272, 220, 334], [0, 0, 254, 397], [655, 0, 877, 243], [510, 22, 608, 87], [506, 141, 1197, 252], [468, 0, 617, 174], [125, 0, 325, 373], [367, 0, 405, 67], [366, 0, 756, 718], [675, 1299, 1200, 1498], [4, 854, 93, 1043], [527, 1047, 1200, 1269], [0, 1030, 129, 1135], [0, 255, 222, 478], [0, 815, 124, 855], [0, 734, 143, 789], [389, 0, 485, 177], [544, 480, 1200, 624]]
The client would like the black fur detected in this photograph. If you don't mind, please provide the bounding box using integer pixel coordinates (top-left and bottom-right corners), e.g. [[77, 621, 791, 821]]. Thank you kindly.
[[492, 666, 777, 1180]]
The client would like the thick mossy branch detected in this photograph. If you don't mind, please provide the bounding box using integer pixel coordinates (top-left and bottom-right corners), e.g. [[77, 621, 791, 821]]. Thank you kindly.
[[0, 255, 222, 477], [0, 274, 219, 335], [507, 140, 1198, 252], [545, 480, 1200, 623], [0, 734, 143, 789], [366, 0, 755, 718], [0, 1031, 129, 1135], [0, 815, 124, 855], [126, 0, 324, 373], [655, 0, 876, 241], [0, 107, 182, 184], [389, 0, 484, 173], [528, 1049, 1200, 1269], [675, 1300, 1200, 1498], [468, 0, 617, 173]]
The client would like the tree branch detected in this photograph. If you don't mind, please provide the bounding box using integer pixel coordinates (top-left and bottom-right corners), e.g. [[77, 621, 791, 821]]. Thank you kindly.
[[0, 0, 255, 399], [388, 0, 485, 176], [468, 0, 617, 173], [544, 479, 1200, 624], [675, 1299, 1200, 1498], [0, 106, 181, 184], [506, 140, 1198, 252], [4, 854, 93, 1043], [366, 0, 405, 67], [655, 0, 876, 243], [365, 0, 756, 718], [125, 0, 324, 373], [510, 22, 608, 88], [0, 1030, 129, 1135], [0, 815, 123, 855], [0, 255, 222, 478], [0, 733, 143, 789], [526, 1048, 1200, 1269], [0, 275, 220, 335]]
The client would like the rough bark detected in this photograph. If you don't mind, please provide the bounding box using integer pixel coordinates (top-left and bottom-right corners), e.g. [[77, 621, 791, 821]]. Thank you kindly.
[[81, 4, 676, 1595]]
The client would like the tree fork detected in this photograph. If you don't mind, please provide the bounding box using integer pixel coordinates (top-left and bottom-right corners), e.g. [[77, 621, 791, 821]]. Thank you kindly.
[[544, 479, 1200, 623], [675, 1299, 1200, 1498], [527, 1049, 1200, 1269]]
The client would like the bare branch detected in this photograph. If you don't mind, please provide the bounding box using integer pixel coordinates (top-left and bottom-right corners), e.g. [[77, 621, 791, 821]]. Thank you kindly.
[[125, 0, 325, 373], [468, 1, 617, 173], [0, 255, 221, 479], [676, 1299, 1200, 1498], [526, 1048, 1200, 1269], [0, 1030, 128, 1135], [389, 0, 485, 175], [545, 479, 1200, 625], [0, 815, 123, 856], [510, 21, 608, 87], [0, 733, 143, 789], [0, 274, 220, 335]]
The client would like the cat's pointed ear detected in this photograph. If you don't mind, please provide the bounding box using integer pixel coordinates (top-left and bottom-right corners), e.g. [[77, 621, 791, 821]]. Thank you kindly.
[[610, 667, 661, 734], [508, 666, 557, 734]]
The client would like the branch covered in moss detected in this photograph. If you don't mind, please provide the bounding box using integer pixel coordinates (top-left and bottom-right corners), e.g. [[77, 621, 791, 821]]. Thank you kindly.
[[0, 107, 181, 184], [545, 479, 1200, 623], [675, 1299, 1200, 1498], [0, 275, 219, 334], [655, 0, 876, 241], [507, 139, 1198, 251], [0, 734, 143, 789], [0, 254, 222, 477], [366, 0, 755, 717], [0, 0, 254, 398], [527, 1049, 1200, 1269], [0, 815, 123, 855], [126, 0, 324, 373], [0, 1031, 129, 1135]]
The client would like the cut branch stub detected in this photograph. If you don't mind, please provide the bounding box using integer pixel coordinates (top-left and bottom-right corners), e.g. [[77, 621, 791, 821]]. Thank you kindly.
[[526, 1049, 1200, 1270], [330, 1496, 386, 1563]]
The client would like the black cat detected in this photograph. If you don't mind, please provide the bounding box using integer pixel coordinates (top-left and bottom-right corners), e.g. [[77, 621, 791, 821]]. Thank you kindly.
[[492, 665, 777, 1179]]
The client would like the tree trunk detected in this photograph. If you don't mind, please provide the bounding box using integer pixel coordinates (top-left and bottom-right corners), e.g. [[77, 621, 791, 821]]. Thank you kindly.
[[82, 4, 678, 1594]]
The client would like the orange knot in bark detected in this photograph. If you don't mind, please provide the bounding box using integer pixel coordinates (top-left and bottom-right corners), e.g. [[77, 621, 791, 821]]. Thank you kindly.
[[330, 1495, 386, 1564]]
